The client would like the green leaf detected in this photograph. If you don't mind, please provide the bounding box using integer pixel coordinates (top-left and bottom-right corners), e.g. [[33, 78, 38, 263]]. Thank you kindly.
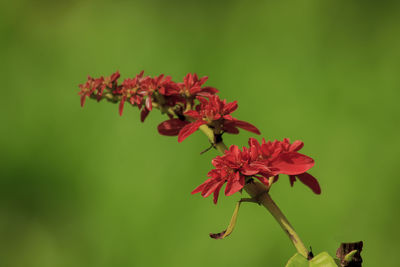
[[210, 201, 242, 239], [286, 252, 338, 267], [309, 252, 338, 267], [285, 253, 308, 267]]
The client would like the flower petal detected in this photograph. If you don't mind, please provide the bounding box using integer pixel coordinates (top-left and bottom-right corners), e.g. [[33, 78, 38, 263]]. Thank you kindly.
[[119, 96, 126, 116], [177, 120, 207, 143], [145, 96, 153, 111], [80, 95, 86, 107], [233, 120, 261, 135], [191, 178, 211, 195], [213, 181, 225, 204], [223, 101, 238, 114], [184, 110, 201, 119], [158, 119, 189, 136], [225, 172, 245, 196], [296, 172, 321, 194], [289, 140, 304, 152], [140, 108, 150, 122], [273, 152, 314, 175]]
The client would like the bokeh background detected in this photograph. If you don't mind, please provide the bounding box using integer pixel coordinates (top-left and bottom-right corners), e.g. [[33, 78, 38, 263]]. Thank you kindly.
[[1, 0, 399, 266]]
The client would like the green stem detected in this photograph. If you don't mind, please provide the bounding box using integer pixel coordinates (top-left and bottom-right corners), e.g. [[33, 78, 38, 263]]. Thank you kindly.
[[244, 181, 309, 258], [199, 124, 309, 258]]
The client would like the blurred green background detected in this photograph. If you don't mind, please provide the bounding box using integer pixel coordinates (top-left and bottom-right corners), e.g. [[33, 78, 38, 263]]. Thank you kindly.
[[1, 0, 399, 266]]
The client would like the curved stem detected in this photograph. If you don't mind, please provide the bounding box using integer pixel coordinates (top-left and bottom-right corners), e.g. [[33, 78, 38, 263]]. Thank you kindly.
[[199, 124, 309, 258], [244, 181, 309, 258]]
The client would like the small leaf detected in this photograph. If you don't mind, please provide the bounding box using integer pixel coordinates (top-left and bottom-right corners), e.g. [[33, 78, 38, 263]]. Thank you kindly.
[[309, 252, 338, 267], [210, 201, 241, 239], [344, 250, 358, 263], [285, 253, 308, 267]]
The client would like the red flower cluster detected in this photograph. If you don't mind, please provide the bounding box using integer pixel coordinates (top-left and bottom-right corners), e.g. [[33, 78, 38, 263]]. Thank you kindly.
[[78, 71, 120, 107], [192, 138, 320, 204], [79, 71, 259, 142]]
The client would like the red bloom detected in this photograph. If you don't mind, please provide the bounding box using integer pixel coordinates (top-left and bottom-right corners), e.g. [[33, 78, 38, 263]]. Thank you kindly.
[[178, 73, 218, 98], [248, 137, 320, 194], [78, 76, 99, 107], [78, 71, 121, 107], [176, 95, 260, 142], [192, 138, 320, 204], [192, 145, 261, 204], [114, 71, 145, 116], [138, 74, 182, 121]]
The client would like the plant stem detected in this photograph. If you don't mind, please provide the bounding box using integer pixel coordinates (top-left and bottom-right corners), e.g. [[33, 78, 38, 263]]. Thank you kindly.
[[198, 124, 309, 258], [244, 182, 309, 258]]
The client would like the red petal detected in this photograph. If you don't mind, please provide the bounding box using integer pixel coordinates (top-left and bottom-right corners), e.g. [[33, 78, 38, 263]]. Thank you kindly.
[[191, 179, 211, 194], [213, 182, 225, 204], [196, 96, 208, 106], [145, 97, 153, 111], [201, 86, 219, 94], [157, 119, 189, 136], [223, 115, 234, 120], [202, 180, 223, 198], [273, 152, 314, 175], [290, 140, 304, 152], [140, 108, 150, 122], [296, 173, 321, 194], [225, 173, 245, 196], [223, 101, 238, 114], [241, 166, 259, 176], [119, 96, 126, 116], [189, 85, 201, 95], [177, 120, 207, 143], [184, 110, 201, 119], [80, 95, 86, 107], [233, 120, 261, 135], [254, 176, 270, 187]]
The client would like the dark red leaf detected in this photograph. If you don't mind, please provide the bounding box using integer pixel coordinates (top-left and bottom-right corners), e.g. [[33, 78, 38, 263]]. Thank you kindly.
[[158, 119, 189, 136]]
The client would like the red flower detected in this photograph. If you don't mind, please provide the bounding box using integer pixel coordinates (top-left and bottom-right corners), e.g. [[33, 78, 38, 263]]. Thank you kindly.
[[138, 74, 182, 121], [112, 71, 146, 116], [248, 138, 320, 194], [192, 145, 261, 204], [178, 73, 218, 98], [176, 95, 260, 142], [192, 138, 320, 204]]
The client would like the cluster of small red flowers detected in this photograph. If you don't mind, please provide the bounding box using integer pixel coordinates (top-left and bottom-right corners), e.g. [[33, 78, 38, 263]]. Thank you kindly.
[[78, 71, 320, 204], [192, 138, 321, 204], [78, 71, 260, 141]]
